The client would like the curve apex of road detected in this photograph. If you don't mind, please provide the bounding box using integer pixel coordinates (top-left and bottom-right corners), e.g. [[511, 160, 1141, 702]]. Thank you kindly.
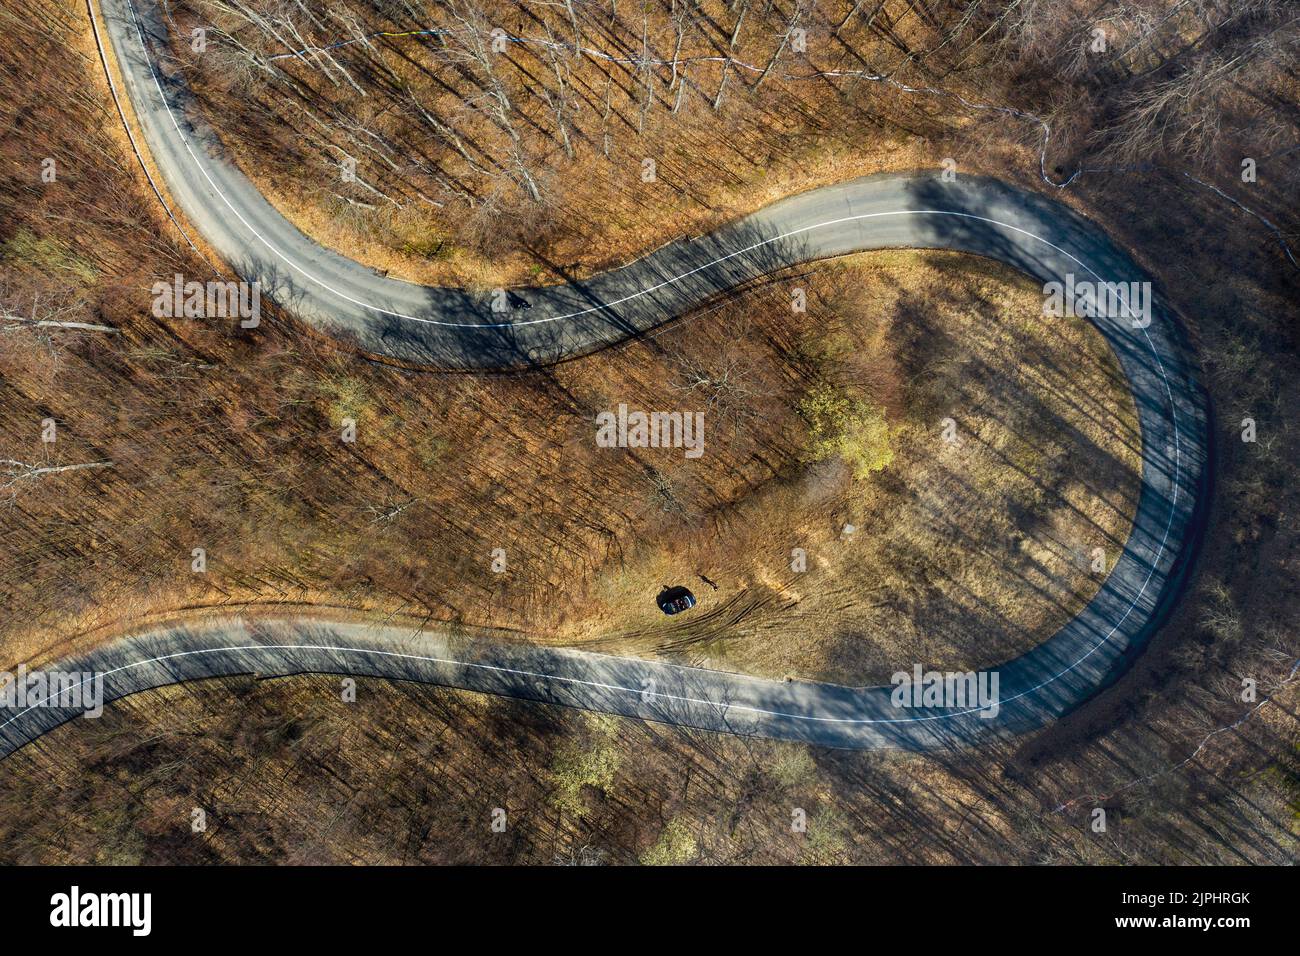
[[0, 0, 1210, 756]]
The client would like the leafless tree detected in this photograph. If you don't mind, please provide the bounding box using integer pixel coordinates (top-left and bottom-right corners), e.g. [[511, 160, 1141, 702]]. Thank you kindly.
[[671, 345, 762, 438], [439, 0, 544, 202], [756, 0, 807, 88], [1, 458, 115, 501], [0, 284, 117, 335], [541, 23, 577, 159]]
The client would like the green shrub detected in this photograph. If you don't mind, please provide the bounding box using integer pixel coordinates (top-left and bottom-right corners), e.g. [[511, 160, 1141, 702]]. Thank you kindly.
[[547, 717, 621, 817], [320, 375, 370, 428], [1, 229, 97, 283], [640, 817, 698, 866], [798, 384, 896, 478]]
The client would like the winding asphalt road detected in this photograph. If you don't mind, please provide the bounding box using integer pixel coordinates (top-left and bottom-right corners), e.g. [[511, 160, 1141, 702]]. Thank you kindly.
[[0, 0, 1210, 755]]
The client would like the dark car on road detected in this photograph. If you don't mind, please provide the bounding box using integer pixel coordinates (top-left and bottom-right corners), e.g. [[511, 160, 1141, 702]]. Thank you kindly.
[[656, 586, 697, 615]]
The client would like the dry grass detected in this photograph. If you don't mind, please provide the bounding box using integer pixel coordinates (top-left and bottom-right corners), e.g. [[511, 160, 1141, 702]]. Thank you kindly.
[[558, 250, 1139, 682], [1, 240, 1140, 686], [0, 5, 1143, 681]]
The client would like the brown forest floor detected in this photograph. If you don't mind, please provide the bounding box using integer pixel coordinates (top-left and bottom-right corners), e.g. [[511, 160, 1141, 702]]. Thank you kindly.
[[551, 251, 1139, 683], [2, 3, 1141, 685], [166, 0, 1013, 287], [0, 0, 1295, 865], [0, 671, 1292, 864], [0, 230, 1142, 685]]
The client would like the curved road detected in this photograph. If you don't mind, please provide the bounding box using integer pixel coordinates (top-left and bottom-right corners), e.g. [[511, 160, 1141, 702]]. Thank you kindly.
[[0, 0, 1210, 755]]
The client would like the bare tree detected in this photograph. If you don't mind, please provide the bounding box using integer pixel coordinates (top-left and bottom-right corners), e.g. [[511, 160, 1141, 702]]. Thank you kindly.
[[671, 345, 762, 438], [439, 0, 544, 203], [1, 459, 115, 501], [756, 0, 807, 88], [541, 23, 577, 159], [1, 284, 117, 335]]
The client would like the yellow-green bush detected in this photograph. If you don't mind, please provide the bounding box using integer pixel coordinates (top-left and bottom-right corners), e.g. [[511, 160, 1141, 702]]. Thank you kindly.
[[798, 384, 896, 479], [640, 816, 698, 866]]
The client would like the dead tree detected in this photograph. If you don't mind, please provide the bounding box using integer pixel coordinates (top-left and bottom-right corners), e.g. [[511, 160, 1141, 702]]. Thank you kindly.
[[0, 285, 117, 335], [1, 459, 115, 501]]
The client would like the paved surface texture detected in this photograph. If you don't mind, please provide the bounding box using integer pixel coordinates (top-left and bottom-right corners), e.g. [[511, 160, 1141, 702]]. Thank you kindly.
[[0, 0, 1211, 756]]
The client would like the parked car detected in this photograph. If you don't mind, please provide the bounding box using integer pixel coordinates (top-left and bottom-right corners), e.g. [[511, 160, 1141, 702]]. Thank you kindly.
[[656, 585, 697, 615]]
